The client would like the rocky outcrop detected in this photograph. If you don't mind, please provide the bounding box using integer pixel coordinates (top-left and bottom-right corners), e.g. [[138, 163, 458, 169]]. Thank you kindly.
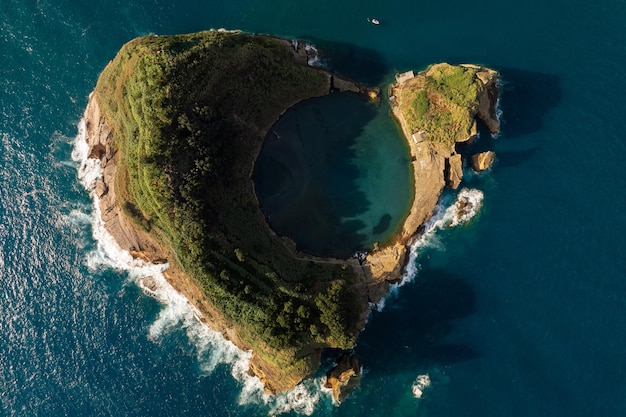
[[84, 95, 162, 259], [84, 57, 500, 400], [445, 154, 463, 190], [462, 64, 500, 134], [247, 350, 321, 395], [331, 73, 362, 93], [363, 244, 407, 284], [84, 93, 259, 385], [331, 73, 380, 99], [371, 63, 500, 283], [324, 354, 361, 403], [459, 120, 478, 144], [471, 151, 496, 172]]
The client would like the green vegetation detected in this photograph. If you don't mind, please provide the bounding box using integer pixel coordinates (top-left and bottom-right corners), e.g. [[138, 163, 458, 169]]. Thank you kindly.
[[411, 89, 429, 121], [95, 31, 364, 374], [399, 63, 482, 145]]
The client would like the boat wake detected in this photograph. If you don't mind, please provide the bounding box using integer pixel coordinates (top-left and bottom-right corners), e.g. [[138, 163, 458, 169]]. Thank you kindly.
[[72, 116, 329, 415]]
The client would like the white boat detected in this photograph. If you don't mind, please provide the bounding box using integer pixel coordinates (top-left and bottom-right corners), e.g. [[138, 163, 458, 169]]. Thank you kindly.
[[367, 18, 380, 25]]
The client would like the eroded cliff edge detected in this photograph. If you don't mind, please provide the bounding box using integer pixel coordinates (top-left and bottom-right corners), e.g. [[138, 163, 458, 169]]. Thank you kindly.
[[83, 29, 499, 401], [83, 30, 382, 396], [323, 67, 500, 400], [359, 64, 500, 288]]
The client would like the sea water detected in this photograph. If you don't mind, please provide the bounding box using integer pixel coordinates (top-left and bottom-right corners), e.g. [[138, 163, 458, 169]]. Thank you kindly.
[[2, 0, 626, 416], [253, 92, 411, 258]]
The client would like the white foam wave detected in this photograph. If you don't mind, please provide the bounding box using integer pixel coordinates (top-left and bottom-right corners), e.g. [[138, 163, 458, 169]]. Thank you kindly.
[[72, 112, 329, 415], [412, 374, 431, 399], [305, 44, 321, 67], [492, 77, 503, 138], [66, 208, 93, 226], [61, 207, 97, 252], [238, 375, 330, 416], [375, 188, 484, 306], [448, 188, 484, 227]]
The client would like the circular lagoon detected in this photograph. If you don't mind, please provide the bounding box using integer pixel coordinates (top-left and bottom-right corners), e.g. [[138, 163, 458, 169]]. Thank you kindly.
[[253, 92, 412, 258]]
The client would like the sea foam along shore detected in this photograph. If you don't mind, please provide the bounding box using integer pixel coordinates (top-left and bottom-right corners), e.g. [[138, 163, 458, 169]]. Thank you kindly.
[[373, 188, 484, 311], [71, 117, 330, 415]]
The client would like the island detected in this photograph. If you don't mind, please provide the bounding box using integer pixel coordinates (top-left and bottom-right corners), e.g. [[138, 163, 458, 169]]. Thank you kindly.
[[81, 29, 499, 403]]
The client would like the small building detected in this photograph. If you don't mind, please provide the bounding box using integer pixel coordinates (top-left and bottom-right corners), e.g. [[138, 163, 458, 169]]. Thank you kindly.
[[412, 130, 426, 143], [395, 70, 415, 84]]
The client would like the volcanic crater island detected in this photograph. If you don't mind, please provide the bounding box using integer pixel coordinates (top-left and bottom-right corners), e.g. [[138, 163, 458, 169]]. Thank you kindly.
[[82, 30, 500, 402]]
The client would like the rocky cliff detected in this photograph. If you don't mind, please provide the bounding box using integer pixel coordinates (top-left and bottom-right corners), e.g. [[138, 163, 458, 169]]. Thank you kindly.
[[324, 353, 361, 403], [391, 64, 499, 240], [361, 63, 500, 286], [84, 37, 500, 404], [85, 92, 323, 394]]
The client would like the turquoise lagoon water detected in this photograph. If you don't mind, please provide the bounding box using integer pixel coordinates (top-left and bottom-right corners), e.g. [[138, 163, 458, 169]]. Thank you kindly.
[[2, 0, 626, 416], [253, 92, 411, 257]]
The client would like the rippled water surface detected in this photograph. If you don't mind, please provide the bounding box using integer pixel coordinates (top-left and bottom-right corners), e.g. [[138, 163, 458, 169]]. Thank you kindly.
[[2, 0, 626, 416]]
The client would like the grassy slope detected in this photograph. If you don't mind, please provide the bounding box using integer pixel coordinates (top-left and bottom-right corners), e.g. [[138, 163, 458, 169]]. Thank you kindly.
[[94, 31, 364, 379], [397, 63, 481, 145]]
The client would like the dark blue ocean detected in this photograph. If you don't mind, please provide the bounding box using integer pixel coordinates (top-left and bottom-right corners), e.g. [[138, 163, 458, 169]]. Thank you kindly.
[[2, 0, 626, 416]]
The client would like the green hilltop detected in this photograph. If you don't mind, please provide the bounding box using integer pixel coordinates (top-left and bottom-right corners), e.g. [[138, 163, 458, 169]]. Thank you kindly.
[[396, 63, 485, 145], [94, 31, 364, 392], [92, 30, 500, 396]]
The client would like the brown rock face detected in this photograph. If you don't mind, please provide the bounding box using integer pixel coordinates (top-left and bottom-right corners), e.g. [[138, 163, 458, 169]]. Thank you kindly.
[[83, 60, 501, 397], [83, 95, 162, 258], [472, 68, 501, 134], [324, 354, 361, 403], [445, 154, 463, 190], [364, 244, 407, 284], [458, 119, 478, 144], [331, 73, 366, 93], [471, 151, 496, 172], [386, 64, 500, 254]]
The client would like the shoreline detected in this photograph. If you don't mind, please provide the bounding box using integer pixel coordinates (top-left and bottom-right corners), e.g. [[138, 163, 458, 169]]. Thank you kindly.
[[81, 33, 499, 399], [73, 119, 325, 414], [358, 63, 501, 291]]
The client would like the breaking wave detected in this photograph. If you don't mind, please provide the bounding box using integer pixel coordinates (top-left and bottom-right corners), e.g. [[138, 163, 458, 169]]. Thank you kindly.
[[374, 188, 484, 310], [238, 375, 331, 416], [71, 114, 330, 415], [304, 44, 321, 67], [71, 102, 483, 414]]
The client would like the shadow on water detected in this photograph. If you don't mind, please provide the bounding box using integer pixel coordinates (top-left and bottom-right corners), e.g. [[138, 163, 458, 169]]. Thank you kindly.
[[355, 268, 478, 377], [372, 213, 392, 235], [253, 92, 378, 258], [457, 67, 560, 169], [498, 67, 562, 139], [495, 149, 537, 169], [297, 37, 389, 86]]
